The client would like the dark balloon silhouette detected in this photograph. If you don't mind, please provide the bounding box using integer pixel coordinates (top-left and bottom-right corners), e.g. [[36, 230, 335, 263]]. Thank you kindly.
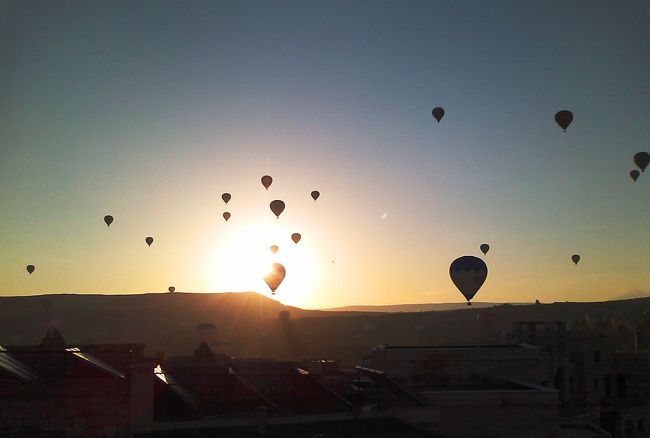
[[261, 175, 273, 190], [168, 286, 175, 293], [630, 170, 640, 182], [146, 236, 153, 247], [291, 233, 301, 244], [572, 254, 580, 265], [104, 215, 114, 227], [279, 310, 290, 321], [633, 152, 650, 172], [554, 110, 573, 132], [449, 256, 488, 305], [222, 193, 231, 204], [270, 200, 285, 218], [264, 263, 286, 295], [480, 243, 490, 255], [311, 191, 320, 201], [432, 107, 445, 123], [26, 264, 35, 275], [223, 212, 231, 222], [270, 245, 279, 254]]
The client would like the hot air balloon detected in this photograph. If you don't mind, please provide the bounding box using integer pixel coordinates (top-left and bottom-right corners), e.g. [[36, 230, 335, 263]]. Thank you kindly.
[[26, 264, 35, 275], [432, 107, 444, 123], [261, 175, 273, 190], [633, 152, 650, 172], [554, 110, 573, 132], [571, 254, 580, 265], [264, 263, 286, 295], [291, 233, 301, 244], [270, 200, 285, 218], [223, 212, 231, 222], [146, 237, 153, 247], [104, 215, 114, 227], [449, 256, 488, 305], [630, 170, 640, 182], [222, 193, 231, 204], [168, 286, 175, 293], [480, 244, 490, 255], [270, 245, 279, 254], [311, 191, 320, 201], [278, 310, 290, 321]]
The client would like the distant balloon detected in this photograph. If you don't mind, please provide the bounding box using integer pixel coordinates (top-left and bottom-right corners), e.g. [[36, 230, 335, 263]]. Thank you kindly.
[[449, 256, 488, 305], [104, 215, 114, 227], [630, 170, 640, 182], [278, 310, 290, 321], [432, 107, 445, 123], [571, 254, 580, 265], [261, 175, 273, 190], [145, 236, 153, 247], [269, 200, 285, 218], [223, 212, 231, 222], [311, 191, 320, 201], [480, 244, 490, 255], [168, 286, 175, 293], [291, 233, 301, 244], [222, 193, 231, 204], [633, 152, 650, 172], [554, 110, 573, 132], [264, 263, 286, 295], [26, 264, 35, 275], [270, 245, 279, 254]]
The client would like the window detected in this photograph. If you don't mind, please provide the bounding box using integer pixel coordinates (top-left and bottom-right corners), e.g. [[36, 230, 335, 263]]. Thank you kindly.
[[637, 418, 644, 432], [594, 351, 601, 363]]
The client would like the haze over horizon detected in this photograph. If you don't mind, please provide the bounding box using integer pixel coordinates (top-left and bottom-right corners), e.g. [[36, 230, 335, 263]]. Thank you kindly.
[[2, 1, 650, 308]]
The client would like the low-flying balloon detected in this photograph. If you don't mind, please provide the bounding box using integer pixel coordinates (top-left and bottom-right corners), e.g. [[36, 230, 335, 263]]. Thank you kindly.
[[311, 191, 320, 201], [104, 215, 114, 227], [449, 256, 488, 305], [270, 245, 279, 254], [571, 254, 580, 265], [26, 264, 35, 275], [633, 152, 650, 172], [261, 175, 273, 190], [554, 110, 573, 132], [291, 233, 301, 244], [146, 236, 153, 247], [432, 107, 444, 123], [168, 286, 175, 293], [223, 212, 231, 222], [222, 193, 231, 204], [270, 200, 285, 218], [264, 263, 286, 295], [630, 170, 640, 182], [480, 244, 490, 255]]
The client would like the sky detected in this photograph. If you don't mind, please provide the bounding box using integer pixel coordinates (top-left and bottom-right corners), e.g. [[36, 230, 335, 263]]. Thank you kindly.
[[1, 0, 650, 309]]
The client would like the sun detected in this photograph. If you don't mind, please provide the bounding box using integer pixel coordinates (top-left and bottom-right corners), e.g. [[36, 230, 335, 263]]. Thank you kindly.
[[211, 220, 315, 307]]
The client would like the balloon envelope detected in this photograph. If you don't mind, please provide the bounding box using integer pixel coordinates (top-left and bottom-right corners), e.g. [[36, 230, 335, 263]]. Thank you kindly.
[[432, 107, 444, 123], [633, 152, 650, 172], [630, 170, 640, 182], [311, 191, 320, 201], [261, 175, 273, 190], [270, 245, 279, 254], [449, 256, 488, 304], [146, 237, 153, 246], [480, 244, 490, 255], [26, 264, 35, 274], [223, 212, 231, 222], [264, 263, 286, 295], [291, 233, 301, 244], [104, 215, 114, 227], [270, 200, 285, 218], [572, 254, 580, 265], [222, 193, 231, 204], [554, 110, 573, 131], [168, 286, 175, 293]]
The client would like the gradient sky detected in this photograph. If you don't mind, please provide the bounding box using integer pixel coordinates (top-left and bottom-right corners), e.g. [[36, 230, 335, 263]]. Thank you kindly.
[[1, 1, 650, 308]]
